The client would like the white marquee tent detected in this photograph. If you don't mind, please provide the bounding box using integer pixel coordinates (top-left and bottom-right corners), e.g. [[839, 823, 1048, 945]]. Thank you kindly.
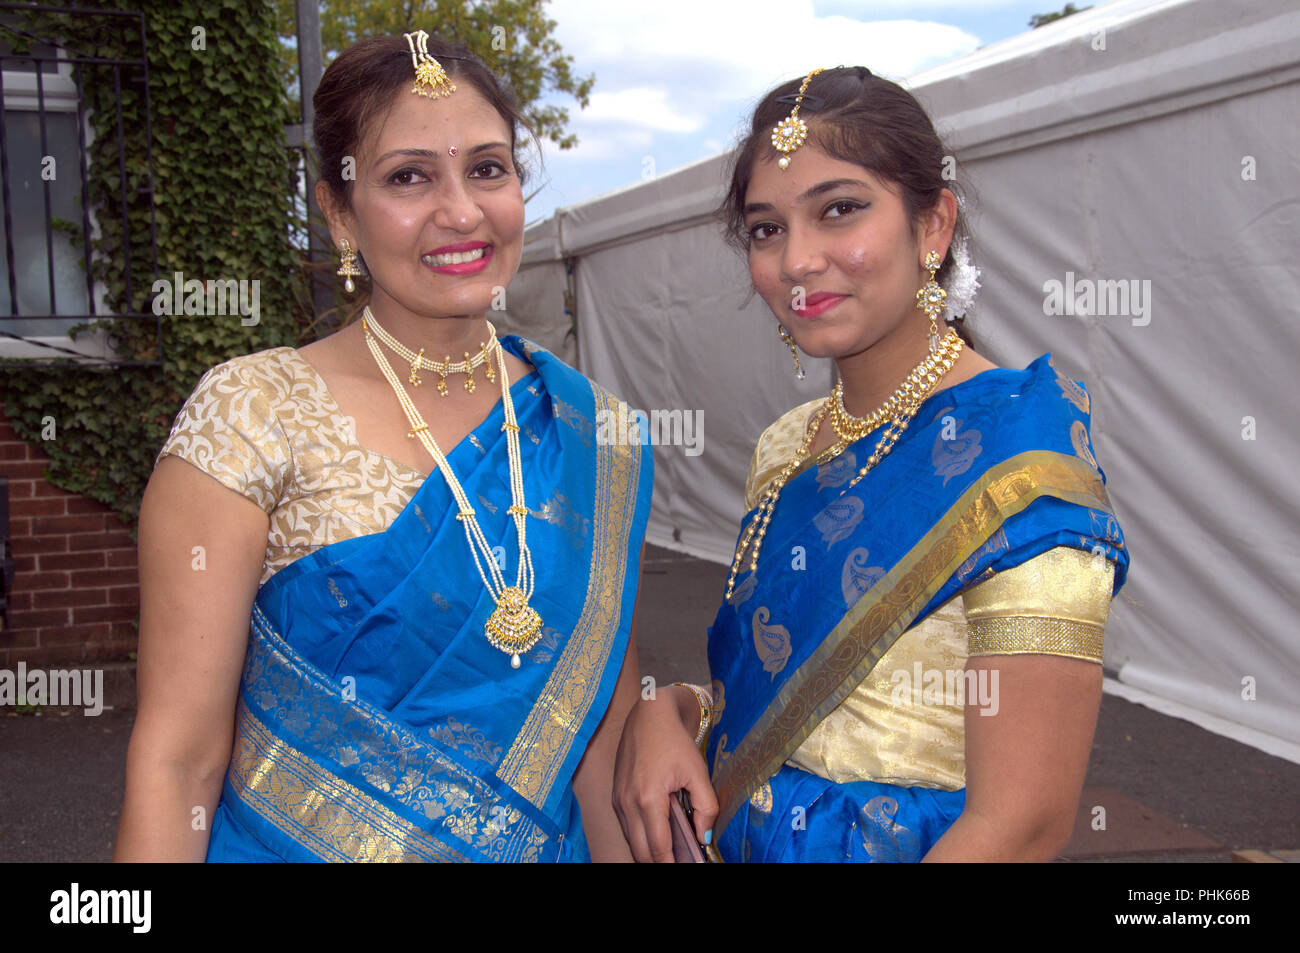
[[500, 0, 1300, 756]]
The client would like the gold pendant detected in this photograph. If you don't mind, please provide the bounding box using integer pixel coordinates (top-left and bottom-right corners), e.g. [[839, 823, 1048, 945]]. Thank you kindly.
[[485, 586, 543, 668], [771, 115, 808, 170], [410, 347, 424, 386], [412, 58, 456, 99], [463, 352, 476, 393]]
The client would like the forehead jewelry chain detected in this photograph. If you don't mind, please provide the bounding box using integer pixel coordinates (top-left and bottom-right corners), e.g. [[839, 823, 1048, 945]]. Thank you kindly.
[[363, 306, 542, 667], [771, 67, 825, 170], [404, 29, 457, 98]]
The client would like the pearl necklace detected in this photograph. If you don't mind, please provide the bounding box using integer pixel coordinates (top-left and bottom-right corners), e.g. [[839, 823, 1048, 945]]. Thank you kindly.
[[362, 307, 542, 668], [724, 330, 964, 600], [364, 307, 502, 395]]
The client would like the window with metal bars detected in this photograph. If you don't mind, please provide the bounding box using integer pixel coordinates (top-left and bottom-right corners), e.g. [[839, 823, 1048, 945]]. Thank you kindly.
[[0, 3, 159, 367]]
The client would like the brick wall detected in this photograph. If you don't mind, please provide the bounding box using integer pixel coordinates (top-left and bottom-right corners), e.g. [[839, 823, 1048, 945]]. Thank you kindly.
[[0, 406, 139, 668]]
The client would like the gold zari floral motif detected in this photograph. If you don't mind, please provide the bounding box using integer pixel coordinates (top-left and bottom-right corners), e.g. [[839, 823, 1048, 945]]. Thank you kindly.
[[229, 701, 467, 862], [238, 605, 552, 862]]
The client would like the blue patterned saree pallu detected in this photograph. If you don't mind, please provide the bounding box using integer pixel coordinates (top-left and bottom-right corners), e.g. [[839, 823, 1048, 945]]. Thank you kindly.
[[707, 355, 1129, 862], [205, 338, 653, 863]]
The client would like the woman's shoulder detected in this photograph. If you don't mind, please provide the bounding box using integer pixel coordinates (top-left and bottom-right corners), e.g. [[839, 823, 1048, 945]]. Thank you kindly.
[[505, 334, 615, 420], [183, 346, 352, 434], [744, 398, 824, 512], [202, 345, 315, 398], [949, 352, 1091, 412], [177, 346, 299, 407], [758, 399, 824, 454], [934, 352, 1096, 453], [157, 347, 304, 514]]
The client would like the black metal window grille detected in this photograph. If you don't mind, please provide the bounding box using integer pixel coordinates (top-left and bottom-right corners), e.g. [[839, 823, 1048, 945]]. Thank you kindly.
[[0, 3, 159, 367]]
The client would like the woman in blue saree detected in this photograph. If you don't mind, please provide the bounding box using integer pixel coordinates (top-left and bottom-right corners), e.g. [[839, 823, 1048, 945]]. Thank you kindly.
[[116, 33, 651, 863], [614, 66, 1128, 862]]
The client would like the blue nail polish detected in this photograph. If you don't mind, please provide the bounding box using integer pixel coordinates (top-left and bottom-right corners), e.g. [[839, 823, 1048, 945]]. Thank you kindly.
[[704, 829, 713, 845]]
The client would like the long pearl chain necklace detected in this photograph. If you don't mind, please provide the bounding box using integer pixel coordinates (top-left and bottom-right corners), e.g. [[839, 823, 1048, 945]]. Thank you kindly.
[[362, 307, 543, 668], [724, 329, 964, 599], [363, 307, 502, 395]]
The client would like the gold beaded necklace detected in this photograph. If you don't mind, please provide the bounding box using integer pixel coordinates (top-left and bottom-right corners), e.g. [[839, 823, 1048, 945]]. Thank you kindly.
[[362, 306, 543, 668], [724, 329, 964, 599], [828, 333, 959, 441]]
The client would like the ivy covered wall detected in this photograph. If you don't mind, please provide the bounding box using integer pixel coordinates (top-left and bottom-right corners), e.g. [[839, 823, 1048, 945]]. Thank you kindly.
[[1, 0, 306, 530]]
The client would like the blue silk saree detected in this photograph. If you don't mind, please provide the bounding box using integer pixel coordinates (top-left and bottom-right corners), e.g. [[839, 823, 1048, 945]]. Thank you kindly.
[[205, 337, 653, 862], [706, 354, 1129, 863]]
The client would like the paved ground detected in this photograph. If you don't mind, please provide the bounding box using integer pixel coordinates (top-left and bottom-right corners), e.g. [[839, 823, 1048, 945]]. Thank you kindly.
[[1, 543, 1296, 862]]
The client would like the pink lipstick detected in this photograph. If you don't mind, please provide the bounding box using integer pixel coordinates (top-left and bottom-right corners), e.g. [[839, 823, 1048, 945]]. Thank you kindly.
[[793, 292, 846, 318], [422, 241, 493, 275]]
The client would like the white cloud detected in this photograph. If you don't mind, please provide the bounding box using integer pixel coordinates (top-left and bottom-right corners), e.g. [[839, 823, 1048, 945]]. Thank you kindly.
[[530, 0, 991, 212], [543, 127, 655, 161], [581, 87, 707, 132], [547, 0, 982, 98], [538, 0, 982, 165]]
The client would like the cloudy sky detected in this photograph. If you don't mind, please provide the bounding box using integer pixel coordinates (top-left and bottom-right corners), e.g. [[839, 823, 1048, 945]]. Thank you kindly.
[[523, 0, 1088, 223]]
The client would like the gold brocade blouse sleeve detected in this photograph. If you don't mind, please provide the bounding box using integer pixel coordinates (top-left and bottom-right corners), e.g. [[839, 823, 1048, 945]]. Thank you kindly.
[[962, 546, 1115, 663], [785, 547, 1117, 790], [155, 357, 291, 514], [744, 399, 825, 511]]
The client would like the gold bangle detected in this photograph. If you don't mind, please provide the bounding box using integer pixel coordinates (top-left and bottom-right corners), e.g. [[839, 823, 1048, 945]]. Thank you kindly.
[[672, 682, 712, 748]]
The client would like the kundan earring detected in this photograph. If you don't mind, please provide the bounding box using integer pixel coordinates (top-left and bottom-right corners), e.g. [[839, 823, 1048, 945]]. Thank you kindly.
[[336, 238, 363, 295], [779, 324, 805, 380], [915, 249, 947, 353]]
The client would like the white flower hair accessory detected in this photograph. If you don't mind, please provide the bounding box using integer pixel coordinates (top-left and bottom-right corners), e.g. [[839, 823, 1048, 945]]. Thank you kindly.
[[942, 234, 980, 321], [942, 196, 980, 321]]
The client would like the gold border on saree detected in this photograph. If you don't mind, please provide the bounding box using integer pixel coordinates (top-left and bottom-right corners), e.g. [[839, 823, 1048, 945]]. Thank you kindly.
[[496, 383, 643, 807]]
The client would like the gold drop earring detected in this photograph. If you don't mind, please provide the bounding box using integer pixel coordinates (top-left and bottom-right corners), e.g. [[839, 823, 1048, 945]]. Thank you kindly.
[[915, 249, 947, 353], [779, 324, 805, 380], [336, 237, 363, 295]]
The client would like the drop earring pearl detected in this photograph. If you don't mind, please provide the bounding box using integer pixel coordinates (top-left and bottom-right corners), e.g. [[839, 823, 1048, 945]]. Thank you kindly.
[[336, 237, 363, 295]]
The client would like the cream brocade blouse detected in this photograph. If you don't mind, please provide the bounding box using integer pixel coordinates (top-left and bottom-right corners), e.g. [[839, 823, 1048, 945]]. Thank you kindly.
[[743, 400, 1115, 792], [155, 348, 432, 586]]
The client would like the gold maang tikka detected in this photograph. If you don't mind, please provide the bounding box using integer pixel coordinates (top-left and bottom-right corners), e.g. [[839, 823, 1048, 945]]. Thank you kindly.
[[771, 67, 825, 170], [404, 30, 457, 98]]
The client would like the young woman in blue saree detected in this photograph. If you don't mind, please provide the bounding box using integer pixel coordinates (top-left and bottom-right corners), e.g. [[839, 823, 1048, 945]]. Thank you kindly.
[[614, 67, 1129, 862], [116, 33, 651, 863]]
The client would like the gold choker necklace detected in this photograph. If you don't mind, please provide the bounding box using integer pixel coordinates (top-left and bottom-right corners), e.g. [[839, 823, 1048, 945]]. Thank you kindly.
[[362, 307, 542, 667], [830, 330, 963, 444], [725, 329, 964, 599]]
